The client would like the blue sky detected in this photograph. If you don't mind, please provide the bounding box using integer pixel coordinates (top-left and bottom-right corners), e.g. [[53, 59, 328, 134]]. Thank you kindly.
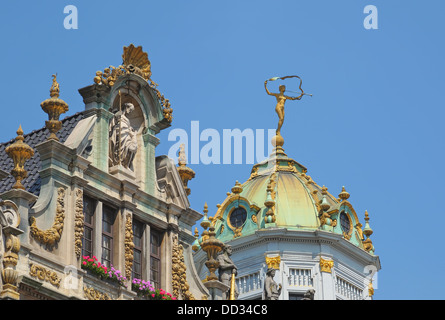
[[1, 0, 444, 299]]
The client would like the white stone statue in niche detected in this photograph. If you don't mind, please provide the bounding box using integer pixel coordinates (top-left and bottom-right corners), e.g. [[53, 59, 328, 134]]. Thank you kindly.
[[109, 102, 138, 170]]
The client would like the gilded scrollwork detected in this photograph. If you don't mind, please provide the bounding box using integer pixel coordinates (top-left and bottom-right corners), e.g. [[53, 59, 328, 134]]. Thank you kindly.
[[29, 263, 61, 288], [172, 236, 195, 300], [29, 187, 66, 248], [83, 286, 111, 300], [124, 214, 134, 279], [74, 188, 84, 259], [94, 44, 173, 124]]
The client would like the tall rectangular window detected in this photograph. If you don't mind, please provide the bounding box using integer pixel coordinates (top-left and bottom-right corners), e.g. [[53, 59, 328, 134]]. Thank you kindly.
[[132, 219, 145, 280], [102, 205, 116, 267], [82, 196, 96, 258], [150, 229, 162, 289]]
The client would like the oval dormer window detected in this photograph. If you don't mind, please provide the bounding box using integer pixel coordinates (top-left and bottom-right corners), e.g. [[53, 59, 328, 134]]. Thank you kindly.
[[229, 207, 247, 228]]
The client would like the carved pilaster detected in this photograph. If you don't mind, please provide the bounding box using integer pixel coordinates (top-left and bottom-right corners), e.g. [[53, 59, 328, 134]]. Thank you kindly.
[[124, 213, 134, 279], [172, 236, 195, 300], [74, 188, 84, 259]]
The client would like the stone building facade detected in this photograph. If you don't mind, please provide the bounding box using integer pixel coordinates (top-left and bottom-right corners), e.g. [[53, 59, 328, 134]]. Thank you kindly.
[[0, 45, 208, 300]]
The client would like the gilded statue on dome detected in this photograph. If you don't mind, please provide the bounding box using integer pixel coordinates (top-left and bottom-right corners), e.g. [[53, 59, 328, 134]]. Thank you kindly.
[[264, 75, 312, 136]]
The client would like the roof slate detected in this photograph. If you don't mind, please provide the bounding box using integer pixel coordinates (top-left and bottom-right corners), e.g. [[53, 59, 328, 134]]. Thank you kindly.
[[0, 112, 85, 196]]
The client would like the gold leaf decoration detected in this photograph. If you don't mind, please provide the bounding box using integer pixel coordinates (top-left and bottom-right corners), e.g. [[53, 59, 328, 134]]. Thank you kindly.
[[29, 187, 66, 248], [172, 236, 195, 300], [74, 188, 84, 259]]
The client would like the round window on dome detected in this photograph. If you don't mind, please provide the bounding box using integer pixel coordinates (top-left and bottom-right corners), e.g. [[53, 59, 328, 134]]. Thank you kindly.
[[340, 211, 351, 234], [229, 207, 247, 228]]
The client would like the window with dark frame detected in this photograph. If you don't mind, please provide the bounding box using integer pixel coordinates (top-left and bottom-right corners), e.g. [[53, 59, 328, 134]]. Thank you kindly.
[[229, 207, 247, 228], [101, 205, 116, 267], [340, 211, 351, 234], [82, 196, 96, 258], [150, 229, 162, 289], [132, 219, 145, 280]]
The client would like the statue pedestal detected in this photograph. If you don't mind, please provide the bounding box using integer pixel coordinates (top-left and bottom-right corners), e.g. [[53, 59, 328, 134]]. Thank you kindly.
[[109, 165, 135, 181], [203, 280, 230, 300]]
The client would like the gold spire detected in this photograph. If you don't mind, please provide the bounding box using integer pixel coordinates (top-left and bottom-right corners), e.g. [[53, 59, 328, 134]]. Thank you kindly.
[[176, 144, 195, 196], [5, 125, 34, 190], [40, 74, 69, 141]]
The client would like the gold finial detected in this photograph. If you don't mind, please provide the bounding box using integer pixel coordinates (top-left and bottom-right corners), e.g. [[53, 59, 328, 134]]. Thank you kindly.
[[40, 74, 69, 141], [50, 74, 60, 98], [5, 125, 34, 190], [338, 186, 350, 201], [321, 185, 328, 195], [363, 210, 373, 238], [362, 210, 374, 253], [231, 180, 243, 194], [200, 203, 211, 230], [194, 227, 199, 238], [176, 144, 195, 196]]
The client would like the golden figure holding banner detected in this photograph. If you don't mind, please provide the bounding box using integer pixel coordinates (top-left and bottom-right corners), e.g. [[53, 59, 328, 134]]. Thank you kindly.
[[265, 75, 312, 136]]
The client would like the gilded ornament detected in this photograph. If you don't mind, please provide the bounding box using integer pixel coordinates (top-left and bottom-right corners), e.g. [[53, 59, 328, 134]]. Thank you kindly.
[[29, 187, 66, 248], [29, 263, 61, 288], [94, 44, 173, 123], [319, 257, 334, 273], [338, 186, 350, 201], [74, 188, 84, 259], [234, 227, 242, 238], [5, 125, 34, 190], [124, 214, 134, 278], [265, 256, 281, 270], [368, 280, 374, 297], [1, 232, 21, 300], [40, 74, 69, 141], [199, 204, 224, 281], [176, 143, 195, 196], [83, 286, 111, 300], [172, 236, 195, 300], [362, 210, 374, 253]]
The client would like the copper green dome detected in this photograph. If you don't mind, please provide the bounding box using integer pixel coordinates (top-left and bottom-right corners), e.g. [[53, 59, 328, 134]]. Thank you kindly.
[[205, 139, 375, 254]]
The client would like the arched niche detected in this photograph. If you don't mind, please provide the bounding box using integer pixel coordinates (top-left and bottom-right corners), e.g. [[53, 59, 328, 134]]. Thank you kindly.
[[108, 74, 169, 135], [106, 74, 167, 183]]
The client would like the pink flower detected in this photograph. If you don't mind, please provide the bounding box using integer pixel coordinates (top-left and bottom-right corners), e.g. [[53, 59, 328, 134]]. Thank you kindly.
[[172, 297, 177, 300], [82, 261, 87, 265], [151, 294, 155, 298], [88, 258, 94, 262]]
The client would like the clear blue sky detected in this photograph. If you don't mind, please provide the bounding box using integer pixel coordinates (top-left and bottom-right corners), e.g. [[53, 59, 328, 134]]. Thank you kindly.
[[1, 0, 444, 300]]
